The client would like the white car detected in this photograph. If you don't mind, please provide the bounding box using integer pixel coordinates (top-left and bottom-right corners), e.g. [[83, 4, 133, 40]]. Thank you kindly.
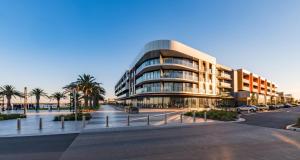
[[237, 105, 258, 112]]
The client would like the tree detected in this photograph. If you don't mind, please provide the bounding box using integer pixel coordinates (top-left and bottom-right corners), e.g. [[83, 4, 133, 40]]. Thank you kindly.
[[51, 92, 66, 110], [250, 93, 258, 105], [64, 74, 106, 108], [76, 74, 98, 107], [0, 85, 23, 110], [30, 88, 47, 111], [91, 84, 105, 107]]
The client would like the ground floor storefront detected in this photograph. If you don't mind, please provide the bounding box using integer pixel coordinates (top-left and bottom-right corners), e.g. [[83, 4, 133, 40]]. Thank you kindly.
[[117, 96, 235, 109]]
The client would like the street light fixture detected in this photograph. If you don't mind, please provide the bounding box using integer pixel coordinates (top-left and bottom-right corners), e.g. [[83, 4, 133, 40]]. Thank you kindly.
[[23, 87, 27, 115]]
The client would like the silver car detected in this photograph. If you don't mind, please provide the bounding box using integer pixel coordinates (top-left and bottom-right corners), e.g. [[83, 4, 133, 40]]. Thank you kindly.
[[237, 105, 258, 112]]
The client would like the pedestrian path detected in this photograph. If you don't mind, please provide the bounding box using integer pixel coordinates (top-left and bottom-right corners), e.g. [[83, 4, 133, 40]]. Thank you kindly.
[[84, 105, 216, 130], [0, 110, 82, 137]]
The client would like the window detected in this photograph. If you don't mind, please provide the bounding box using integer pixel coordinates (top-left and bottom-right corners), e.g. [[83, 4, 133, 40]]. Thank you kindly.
[[136, 58, 160, 73], [163, 57, 197, 69]]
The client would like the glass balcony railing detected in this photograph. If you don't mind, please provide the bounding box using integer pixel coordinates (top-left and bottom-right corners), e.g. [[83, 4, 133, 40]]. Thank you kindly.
[[163, 58, 198, 69], [136, 58, 160, 73]]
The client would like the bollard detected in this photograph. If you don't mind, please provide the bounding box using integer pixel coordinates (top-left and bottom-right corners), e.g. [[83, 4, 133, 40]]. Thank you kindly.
[[164, 113, 167, 124], [61, 116, 65, 129], [82, 115, 86, 128], [204, 111, 207, 122], [106, 115, 109, 128], [180, 114, 183, 123], [17, 118, 21, 130], [127, 115, 130, 126], [147, 114, 150, 126], [39, 118, 43, 130], [193, 112, 196, 123]]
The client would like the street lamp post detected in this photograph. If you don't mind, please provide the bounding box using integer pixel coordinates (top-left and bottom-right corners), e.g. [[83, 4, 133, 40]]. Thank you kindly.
[[23, 87, 27, 115]]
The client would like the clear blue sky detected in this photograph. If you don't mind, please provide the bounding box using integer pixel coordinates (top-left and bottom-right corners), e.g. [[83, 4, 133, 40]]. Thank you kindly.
[[0, 0, 300, 100]]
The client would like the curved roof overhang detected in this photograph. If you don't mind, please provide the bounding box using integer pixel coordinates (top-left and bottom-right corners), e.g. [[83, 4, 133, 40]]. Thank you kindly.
[[131, 40, 217, 69]]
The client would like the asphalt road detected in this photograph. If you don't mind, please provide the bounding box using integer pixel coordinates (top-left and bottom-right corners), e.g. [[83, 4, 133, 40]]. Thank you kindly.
[[60, 123, 300, 160], [240, 107, 300, 129], [0, 133, 78, 160]]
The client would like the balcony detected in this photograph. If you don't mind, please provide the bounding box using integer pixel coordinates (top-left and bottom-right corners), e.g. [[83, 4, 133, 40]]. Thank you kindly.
[[163, 58, 198, 70], [242, 86, 250, 91], [217, 73, 231, 80], [218, 82, 231, 88], [252, 81, 258, 86], [207, 69, 213, 74], [243, 79, 250, 84]]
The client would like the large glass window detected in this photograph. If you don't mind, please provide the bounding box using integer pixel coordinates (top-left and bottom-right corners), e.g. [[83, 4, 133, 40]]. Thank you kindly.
[[136, 70, 160, 84], [163, 82, 198, 93], [136, 83, 161, 94], [136, 58, 160, 73], [162, 70, 198, 81], [163, 57, 198, 69]]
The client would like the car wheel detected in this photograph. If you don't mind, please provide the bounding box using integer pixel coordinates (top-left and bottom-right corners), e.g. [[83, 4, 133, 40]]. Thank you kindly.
[[250, 109, 254, 112]]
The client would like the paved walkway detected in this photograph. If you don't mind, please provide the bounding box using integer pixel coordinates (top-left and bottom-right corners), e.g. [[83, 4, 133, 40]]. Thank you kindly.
[[0, 110, 81, 137], [85, 105, 215, 129]]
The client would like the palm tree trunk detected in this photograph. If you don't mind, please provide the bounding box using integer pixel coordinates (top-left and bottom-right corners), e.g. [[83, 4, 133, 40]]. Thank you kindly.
[[89, 97, 92, 107], [7, 97, 12, 110], [57, 100, 60, 111], [36, 99, 40, 111], [84, 95, 88, 107], [92, 98, 96, 107]]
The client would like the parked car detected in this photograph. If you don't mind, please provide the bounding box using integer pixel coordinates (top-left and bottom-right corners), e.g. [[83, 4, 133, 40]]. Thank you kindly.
[[125, 106, 139, 114], [283, 104, 292, 108], [256, 105, 269, 111], [268, 105, 276, 110], [291, 103, 298, 107], [237, 105, 258, 113], [274, 104, 284, 109]]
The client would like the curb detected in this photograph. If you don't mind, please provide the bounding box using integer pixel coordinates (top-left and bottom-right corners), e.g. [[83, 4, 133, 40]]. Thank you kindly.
[[286, 124, 300, 132]]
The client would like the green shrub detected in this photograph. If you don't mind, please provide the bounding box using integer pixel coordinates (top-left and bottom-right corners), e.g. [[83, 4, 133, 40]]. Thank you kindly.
[[184, 110, 238, 121], [53, 113, 92, 121], [0, 113, 26, 121]]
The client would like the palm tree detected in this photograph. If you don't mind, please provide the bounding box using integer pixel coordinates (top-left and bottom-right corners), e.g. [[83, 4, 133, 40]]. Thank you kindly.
[[0, 85, 23, 110], [76, 74, 98, 107], [250, 93, 258, 105], [51, 92, 66, 110], [91, 84, 105, 107], [30, 88, 47, 111], [64, 74, 106, 108]]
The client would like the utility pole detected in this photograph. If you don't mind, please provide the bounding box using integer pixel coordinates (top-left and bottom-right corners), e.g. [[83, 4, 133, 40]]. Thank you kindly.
[[23, 87, 27, 115]]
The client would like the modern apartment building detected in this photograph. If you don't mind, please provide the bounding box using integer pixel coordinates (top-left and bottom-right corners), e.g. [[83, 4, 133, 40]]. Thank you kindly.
[[115, 40, 279, 108], [235, 69, 278, 105]]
